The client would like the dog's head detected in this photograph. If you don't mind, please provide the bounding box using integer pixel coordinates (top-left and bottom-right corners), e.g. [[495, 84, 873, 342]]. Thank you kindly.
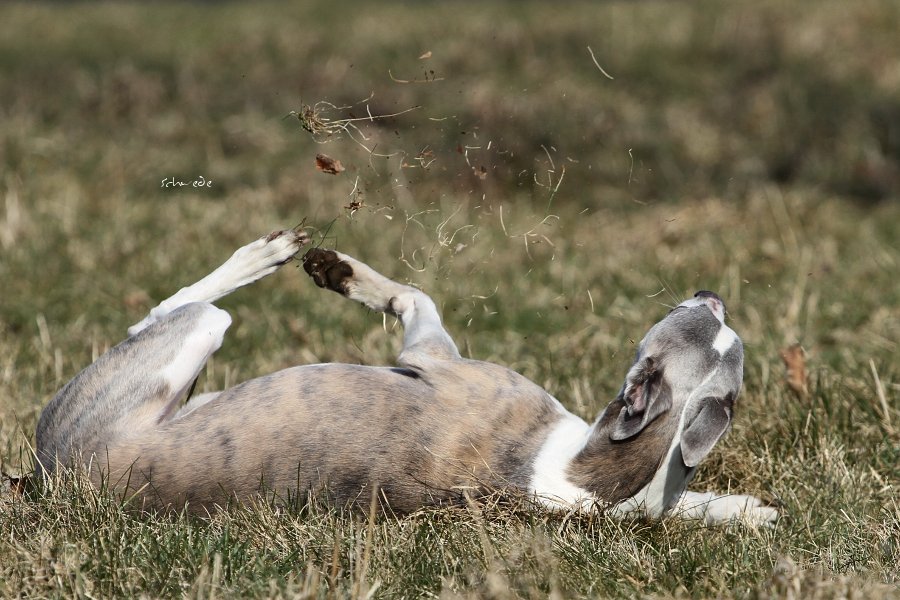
[[610, 291, 743, 468]]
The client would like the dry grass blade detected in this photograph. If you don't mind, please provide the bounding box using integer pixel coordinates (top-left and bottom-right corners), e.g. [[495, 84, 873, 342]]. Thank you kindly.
[[288, 100, 421, 142], [869, 359, 895, 436]]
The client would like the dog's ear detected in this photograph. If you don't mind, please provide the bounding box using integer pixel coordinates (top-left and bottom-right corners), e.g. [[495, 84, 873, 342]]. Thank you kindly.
[[680, 395, 734, 467], [610, 357, 672, 441]]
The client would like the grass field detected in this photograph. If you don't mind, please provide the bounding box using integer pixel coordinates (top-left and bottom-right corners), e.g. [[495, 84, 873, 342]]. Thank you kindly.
[[1, 0, 898, 597]]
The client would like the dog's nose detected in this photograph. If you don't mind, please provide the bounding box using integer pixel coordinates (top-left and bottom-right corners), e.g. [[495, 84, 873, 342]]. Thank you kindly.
[[694, 290, 722, 303], [694, 290, 726, 321]]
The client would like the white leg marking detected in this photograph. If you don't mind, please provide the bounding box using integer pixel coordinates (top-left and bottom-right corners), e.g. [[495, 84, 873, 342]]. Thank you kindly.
[[671, 491, 779, 526], [144, 306, 231, 425], [392, 292, 460, 359], [324, 251, 460, 361], [333, 251, 407, 312], [129, 230, 306, 335], [529, 413, 593, 509]]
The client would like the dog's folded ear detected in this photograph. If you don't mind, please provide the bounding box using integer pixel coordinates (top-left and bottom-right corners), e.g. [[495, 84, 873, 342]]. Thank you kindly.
[[610, 357, 672, 441], [679, 394, 734, 467]]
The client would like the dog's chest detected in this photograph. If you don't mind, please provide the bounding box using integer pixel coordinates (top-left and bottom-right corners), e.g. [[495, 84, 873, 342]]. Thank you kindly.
[[417, 361, 573, 487]]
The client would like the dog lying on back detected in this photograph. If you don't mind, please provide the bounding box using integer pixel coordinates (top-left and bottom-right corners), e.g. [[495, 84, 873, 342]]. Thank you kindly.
[[35, 229, 776, 525]]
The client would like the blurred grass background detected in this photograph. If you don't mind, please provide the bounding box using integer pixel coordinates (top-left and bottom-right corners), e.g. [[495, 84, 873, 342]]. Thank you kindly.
[[0, 0, 898, 598]]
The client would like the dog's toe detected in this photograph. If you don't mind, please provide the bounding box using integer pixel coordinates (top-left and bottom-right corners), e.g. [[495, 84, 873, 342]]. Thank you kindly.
[[257, 229, 309, 267], [745, 503, 780, 528]]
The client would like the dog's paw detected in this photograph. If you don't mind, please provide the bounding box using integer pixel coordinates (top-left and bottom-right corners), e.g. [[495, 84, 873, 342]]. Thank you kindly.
[[256, 229, 310, 266], [743, 503, 780, 528], [673, 491, 780, 527], [223, 228, 309, 284], [706, 494, 780, 527], [303, 248, 354, 294]]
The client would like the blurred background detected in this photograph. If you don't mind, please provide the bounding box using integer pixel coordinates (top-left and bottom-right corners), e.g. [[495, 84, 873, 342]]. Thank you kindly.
[[3, 0, 900, 205]]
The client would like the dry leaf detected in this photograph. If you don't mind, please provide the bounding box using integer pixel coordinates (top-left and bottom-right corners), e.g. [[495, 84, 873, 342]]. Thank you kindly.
[[419, 51, 432, 60], [474, 165, 488, 180], [315, 153, 345, 175], [1, 471, 28, 497], [780, 343, 809, 398]]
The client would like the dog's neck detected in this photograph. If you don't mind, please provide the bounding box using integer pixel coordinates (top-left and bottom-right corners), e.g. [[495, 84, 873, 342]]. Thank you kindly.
[[566, 396, 681, 504]]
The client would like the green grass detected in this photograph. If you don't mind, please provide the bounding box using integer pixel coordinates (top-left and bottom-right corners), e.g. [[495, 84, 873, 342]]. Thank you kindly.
[[1, 0, 898, 597]]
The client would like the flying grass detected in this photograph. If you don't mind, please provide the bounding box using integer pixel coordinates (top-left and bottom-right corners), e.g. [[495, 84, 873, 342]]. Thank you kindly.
[[287, 99, 421, 158]]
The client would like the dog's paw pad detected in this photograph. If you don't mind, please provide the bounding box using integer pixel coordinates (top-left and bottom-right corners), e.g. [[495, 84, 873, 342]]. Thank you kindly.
[[303, 248, 353, 293]]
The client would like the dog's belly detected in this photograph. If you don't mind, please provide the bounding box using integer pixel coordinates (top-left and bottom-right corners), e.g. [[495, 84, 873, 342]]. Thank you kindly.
[[100, 361, 566, 512]]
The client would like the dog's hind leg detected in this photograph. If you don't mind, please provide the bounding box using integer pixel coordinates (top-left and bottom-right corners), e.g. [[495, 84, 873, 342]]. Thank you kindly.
[[128, 229, 308, 335], [36, 303, 231, 477], [303, 248, 460, 365], [36, 230, 309, 477]]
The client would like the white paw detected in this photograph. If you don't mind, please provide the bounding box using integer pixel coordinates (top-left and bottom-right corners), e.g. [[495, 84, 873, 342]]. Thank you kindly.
[[707, 494, 779, 527], [673, 492, 780, 527], [748, 505, 780, 527], [233, 229, 309, 278]]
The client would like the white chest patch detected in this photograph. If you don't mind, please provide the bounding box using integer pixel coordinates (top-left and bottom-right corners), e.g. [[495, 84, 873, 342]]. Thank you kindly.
[[529, 413, 593, 509], [712, 325, 737, 355]]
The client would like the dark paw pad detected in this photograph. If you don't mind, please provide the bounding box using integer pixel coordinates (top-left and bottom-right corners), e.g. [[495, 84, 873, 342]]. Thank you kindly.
[[303, 248, 353, 294]]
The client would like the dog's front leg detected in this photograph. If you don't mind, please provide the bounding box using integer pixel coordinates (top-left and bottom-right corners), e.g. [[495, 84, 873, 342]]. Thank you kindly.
[[303, 248, 460, 365], [669, 490, 779, 526]]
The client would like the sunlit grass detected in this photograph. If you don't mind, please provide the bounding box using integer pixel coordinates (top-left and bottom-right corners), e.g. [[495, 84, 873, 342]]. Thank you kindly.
[[1, 0, 898, 598]]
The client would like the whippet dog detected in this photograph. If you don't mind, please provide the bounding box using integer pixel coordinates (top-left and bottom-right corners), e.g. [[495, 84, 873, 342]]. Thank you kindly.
[[35, 229, 777, 525]]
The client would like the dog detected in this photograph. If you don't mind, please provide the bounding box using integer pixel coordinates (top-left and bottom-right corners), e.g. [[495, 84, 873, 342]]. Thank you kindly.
[[35, 229, 777, 525]]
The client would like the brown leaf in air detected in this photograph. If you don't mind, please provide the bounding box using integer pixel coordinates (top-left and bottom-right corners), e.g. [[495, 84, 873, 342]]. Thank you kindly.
[[780, 343, 809, 398], [315, 153, 345, 175], [1, 471, 28, 498], [474, 165, 488, 180], [419, 51, 432, 60]]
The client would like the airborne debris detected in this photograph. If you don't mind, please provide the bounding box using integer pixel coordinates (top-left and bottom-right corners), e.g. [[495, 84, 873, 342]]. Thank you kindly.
[[315, 153, 345, 175], [587, 45, 615, 80], [287, 99, 421, 145], [780, 343, 809, 398]]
